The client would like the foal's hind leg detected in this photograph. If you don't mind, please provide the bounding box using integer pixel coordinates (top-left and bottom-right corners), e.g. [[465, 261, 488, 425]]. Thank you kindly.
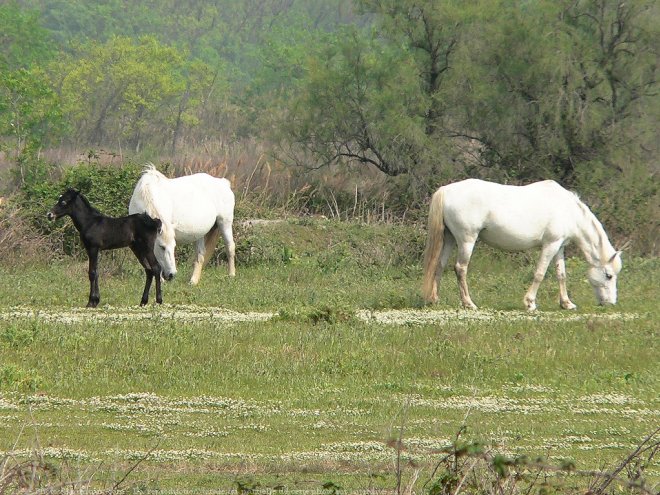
[[190, 224, 220, 285], [554, 247, 576, 310], [454, 238, 477, 309]]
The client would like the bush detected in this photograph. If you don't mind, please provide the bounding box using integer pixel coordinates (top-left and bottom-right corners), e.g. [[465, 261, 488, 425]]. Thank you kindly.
[[12, 154, 144, 256], [573, 162, 659, 256]]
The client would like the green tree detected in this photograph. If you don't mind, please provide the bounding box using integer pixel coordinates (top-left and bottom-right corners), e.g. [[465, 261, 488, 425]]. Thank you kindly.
[[285, 0, 657, 185], [446, 0, 658, 181], [0, 2, 53, 70], [57, 36, 189, 151], [0, 3, 61, 155], [0, 68, 63, 154], [283, 28, 428, 176]]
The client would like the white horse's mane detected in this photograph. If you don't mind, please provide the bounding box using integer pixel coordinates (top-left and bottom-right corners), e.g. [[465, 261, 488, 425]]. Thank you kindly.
[[571, 191, 613, 263], [142, 162, 168, 179], [135, 163, 169, 223]]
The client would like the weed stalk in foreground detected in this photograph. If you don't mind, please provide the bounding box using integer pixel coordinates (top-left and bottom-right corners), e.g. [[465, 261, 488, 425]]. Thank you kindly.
[[387, 426, 660, 495]]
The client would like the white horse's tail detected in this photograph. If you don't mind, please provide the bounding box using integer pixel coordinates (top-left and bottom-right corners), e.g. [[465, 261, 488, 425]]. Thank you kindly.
[[422, 188, 445, 303]]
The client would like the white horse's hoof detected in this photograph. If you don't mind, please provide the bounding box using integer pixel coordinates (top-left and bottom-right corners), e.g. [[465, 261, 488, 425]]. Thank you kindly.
[[561, 301, 577, 310]]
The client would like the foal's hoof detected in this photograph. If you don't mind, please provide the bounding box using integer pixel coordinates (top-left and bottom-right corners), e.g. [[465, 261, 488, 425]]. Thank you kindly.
[[87, 301, 99, 308]]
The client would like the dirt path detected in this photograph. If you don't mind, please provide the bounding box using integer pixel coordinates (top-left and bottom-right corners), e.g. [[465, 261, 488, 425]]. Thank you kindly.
[[0, 305, 640, 325]]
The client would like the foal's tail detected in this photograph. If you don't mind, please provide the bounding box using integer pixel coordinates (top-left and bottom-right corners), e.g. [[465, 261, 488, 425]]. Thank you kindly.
[[422, 188, 445, 303], [140, 214, 162, 234]]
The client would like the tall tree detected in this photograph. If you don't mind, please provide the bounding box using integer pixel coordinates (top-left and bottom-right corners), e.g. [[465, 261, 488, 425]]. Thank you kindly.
[[57, 36, 189, 150], [284, 0, 657, 183], [282, 28, 428, 176], [446, 0, 658, 181], [0, 3, 61, 155]]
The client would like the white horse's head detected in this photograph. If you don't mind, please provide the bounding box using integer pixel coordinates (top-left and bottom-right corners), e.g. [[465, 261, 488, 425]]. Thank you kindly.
[[155, 223, 177, 281], [587, 251, 622, 305]]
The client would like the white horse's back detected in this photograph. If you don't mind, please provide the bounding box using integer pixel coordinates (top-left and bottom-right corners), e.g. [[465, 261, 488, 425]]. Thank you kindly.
[[442, 179, 580, 251], [161, 173, 234, 243]]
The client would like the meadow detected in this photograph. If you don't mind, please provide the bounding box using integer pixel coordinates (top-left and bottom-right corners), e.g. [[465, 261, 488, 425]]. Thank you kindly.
[[0, 219, 658, 494]]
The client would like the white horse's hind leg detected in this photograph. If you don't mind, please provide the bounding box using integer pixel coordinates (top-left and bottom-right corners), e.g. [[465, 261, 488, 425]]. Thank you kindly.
[[454, 239, 477, 309], [554, 247, 577, 310], [431, 231, 456, 302], [219, 218, 236, 277], [524, 241, 562, 311]]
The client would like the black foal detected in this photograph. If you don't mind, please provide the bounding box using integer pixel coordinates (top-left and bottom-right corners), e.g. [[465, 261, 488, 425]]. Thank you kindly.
[[48, 189, 163, 307]]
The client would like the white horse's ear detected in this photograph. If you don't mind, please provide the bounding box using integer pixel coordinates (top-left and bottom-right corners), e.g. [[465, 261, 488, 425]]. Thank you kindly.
[[609, 251, 622, 263]]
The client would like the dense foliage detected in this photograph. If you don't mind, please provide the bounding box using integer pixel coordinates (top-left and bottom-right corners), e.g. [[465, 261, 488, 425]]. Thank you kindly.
[[0, 0, 658, 253]]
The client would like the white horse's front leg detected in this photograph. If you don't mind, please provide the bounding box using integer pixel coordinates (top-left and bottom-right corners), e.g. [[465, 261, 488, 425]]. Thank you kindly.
[[190, 238, 207, 285], [524, 242, 561, 311], [554, 247, 577, 310]]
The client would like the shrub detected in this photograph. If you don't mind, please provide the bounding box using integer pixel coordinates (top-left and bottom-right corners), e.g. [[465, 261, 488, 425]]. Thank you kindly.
[[12, 154, 144, 256]]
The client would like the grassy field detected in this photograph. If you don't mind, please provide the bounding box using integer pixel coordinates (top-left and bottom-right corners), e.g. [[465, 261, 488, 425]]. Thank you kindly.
[[0, 219, 658, 493]]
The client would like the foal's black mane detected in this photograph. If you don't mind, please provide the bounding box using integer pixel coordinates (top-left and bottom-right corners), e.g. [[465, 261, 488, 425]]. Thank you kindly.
[[69, 189, 104, 217]]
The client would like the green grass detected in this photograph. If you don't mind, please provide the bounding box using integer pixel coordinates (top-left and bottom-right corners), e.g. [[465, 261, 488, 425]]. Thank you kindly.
[[0, 219, 658, 493]]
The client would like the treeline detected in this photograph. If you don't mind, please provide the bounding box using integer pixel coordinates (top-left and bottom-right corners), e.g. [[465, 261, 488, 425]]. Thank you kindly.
[[1, 0, 356, 153], [0, 0, 658, 252]]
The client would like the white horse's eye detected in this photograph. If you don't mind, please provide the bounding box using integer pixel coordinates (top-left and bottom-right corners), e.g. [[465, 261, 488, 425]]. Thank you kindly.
[[605, 272, 613, 280]]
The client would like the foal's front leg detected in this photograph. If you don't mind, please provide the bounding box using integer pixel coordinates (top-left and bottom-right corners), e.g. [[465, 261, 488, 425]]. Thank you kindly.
[[132, 246, 163, 306], [86, 247, 101, 308], [149, 254, 163, 305]]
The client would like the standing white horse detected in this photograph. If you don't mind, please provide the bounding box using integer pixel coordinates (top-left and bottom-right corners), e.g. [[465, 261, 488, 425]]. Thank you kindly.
[[129, 165, 236, 284], [422, 179, 622, 310]]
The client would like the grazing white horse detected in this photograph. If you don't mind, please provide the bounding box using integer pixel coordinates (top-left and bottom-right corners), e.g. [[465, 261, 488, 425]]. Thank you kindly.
[[422, 179, 622, 310], [129, 165, 236, 284]]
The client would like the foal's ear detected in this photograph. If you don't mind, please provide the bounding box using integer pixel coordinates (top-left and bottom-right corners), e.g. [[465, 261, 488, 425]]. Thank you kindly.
[[155, 218, 163, 234]]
